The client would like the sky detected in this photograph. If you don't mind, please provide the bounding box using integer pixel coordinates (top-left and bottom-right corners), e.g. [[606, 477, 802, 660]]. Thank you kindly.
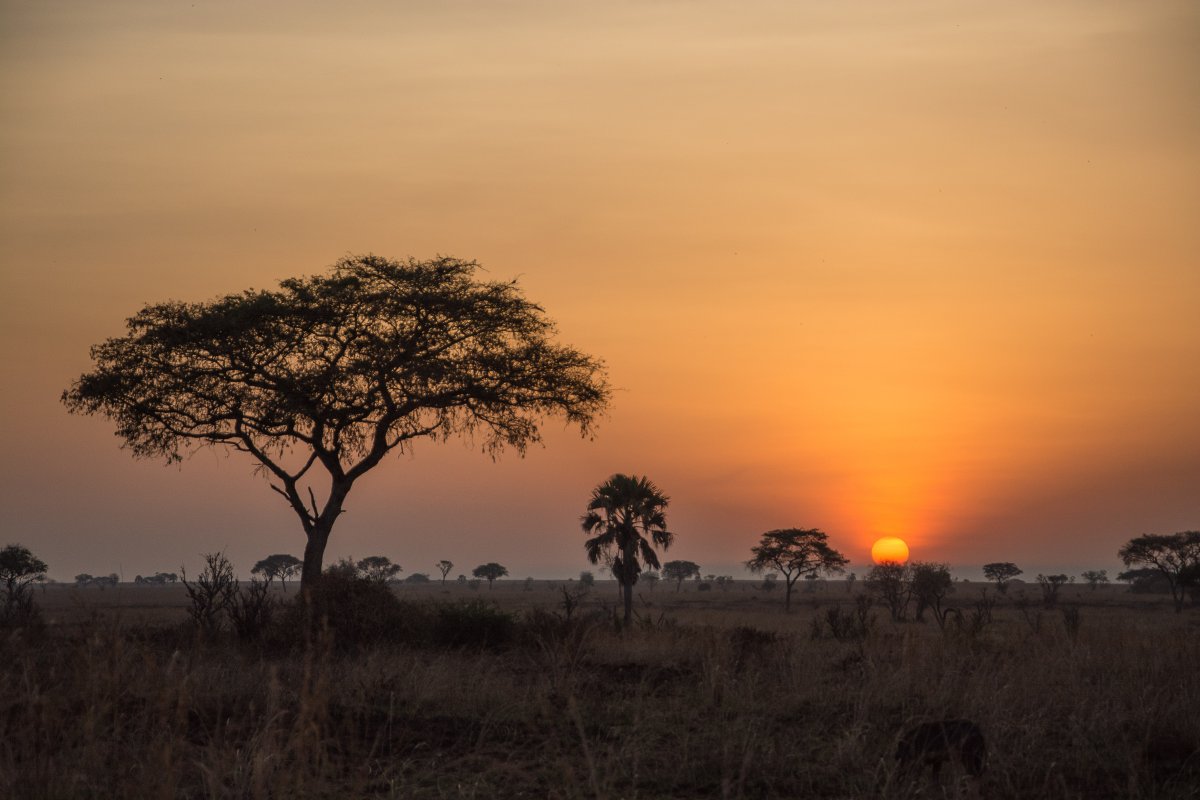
[[1, 0, 1197, 582]]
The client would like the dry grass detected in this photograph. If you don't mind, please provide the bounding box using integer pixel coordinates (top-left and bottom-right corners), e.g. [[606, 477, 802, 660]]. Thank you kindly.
[[4, 581, 1198, 798]]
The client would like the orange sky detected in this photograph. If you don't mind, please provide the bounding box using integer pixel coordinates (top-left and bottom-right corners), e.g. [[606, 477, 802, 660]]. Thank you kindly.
[[2, 1, 1197, 581]]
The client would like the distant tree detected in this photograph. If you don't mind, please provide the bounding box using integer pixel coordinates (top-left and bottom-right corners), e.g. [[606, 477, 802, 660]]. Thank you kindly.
[[1117, 568, 1150, 586], [1036, 574, 1070, 608], [642, 569, 660, 590], [436, 560, 454, 585], [663, 560, 701, 591], [846, 572, 857, 593], [579, 570, 595, 587], [581, 473, 673, 625], [982, 562, 1023, 594], [404, 572, 430, 584], [251, 554, 303, 592], [457, 574, 467, 584], [473, 563, 508, 588], [867, 562, 911, 621], [1079, 569, 1109, 590], [1118, 532, 1200, 612], [62, 255, 610, 589], [760, 573, 778, 592], [74, 574, 93, 588], [909, 562, 954, 626], [356, 556, 402, 583], [746, 528, 849, 612], [0, 544, 48, 623]]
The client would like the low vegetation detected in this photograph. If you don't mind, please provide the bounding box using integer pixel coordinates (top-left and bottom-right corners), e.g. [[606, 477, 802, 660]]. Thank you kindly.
[[3, 576, 1198, 799]]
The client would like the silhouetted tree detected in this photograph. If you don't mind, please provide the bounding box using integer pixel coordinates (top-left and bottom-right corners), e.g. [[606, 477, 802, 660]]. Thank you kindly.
[[62, 255, 610, 590], [404, 572, 430, 584], [1118, 532, 1200, 612], [1036, 574, 1069, 608], [436, 560, 454, 585], [0, 544, 48, 624], [579, 570, 595, 587], [181, 553, 237, 635], [663, 560, 700, 591], [581, 473, 673, 625], [746, 528, 848, 612], [473, 563, 508, 588], [867, 562, 911, 621], [981, 562, 1022, 594], [1079, 569, 1109, 590], [251, 554, 303, 592], [356, 556, 402, 583], [910, 561, 954, 626]]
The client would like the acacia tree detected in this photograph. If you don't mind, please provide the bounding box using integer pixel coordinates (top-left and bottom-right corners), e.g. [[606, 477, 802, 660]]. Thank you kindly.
[[746, 528, 848, 611], [62, 255, 609, 589], [581, 474, 673, 625], [866, 562, 910, 621], [472, 562, 508, 588], [910, 561, 954, 626], [662, 560, 700, 590], [982, 562, 1022, 594], [436, 560, 454, 585], [1119, 531, 1200, 612], [0, 544, 48, 623], [356, 556, 402, 583], [251, 554, 303, 592], [1079, 569, 1109, 590]]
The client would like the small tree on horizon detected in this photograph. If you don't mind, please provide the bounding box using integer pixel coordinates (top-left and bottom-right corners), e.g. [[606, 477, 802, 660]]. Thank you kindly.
[[1080, 569, 1109, 590], [746, 528, 848, 612], [356, 556, 402, 583], [437, 560, 454, 585], [473, 563, 508, 588], [62, 255, 610, 590], [662, 560, 700, 591], [982, 562, 1023, 594], [251, 554, 303, 592]]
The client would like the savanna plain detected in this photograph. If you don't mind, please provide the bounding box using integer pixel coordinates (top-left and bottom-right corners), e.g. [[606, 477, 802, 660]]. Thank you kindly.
[[4, 577, 1198, 800]]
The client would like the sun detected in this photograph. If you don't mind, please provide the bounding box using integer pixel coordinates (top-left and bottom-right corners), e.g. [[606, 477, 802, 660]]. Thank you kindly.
[[871, 536, 910, 565]]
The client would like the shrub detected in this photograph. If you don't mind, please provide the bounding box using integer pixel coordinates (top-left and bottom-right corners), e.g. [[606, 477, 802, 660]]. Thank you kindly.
[[433, 600, 515, 649], [273, 570, 430, 650]]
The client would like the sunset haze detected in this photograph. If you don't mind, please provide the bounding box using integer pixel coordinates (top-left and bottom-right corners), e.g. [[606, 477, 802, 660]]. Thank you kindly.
[[2, 0, 1197, 581]]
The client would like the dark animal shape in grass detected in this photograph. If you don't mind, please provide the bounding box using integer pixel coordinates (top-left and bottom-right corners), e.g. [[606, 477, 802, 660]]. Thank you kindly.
[[896, 719, 987, 779]]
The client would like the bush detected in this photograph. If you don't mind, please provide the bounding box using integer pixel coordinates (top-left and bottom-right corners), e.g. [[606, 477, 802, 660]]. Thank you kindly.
[[433, 600, 515, 649], [273, 571, 430, 651]]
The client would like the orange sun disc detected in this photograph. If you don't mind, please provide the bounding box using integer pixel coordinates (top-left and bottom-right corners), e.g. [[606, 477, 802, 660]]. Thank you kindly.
[[871, 537, 910, 565]]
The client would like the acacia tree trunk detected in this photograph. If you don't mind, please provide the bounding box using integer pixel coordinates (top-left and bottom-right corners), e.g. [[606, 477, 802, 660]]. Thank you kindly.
[[784, 572, 796, 612], [301, 525, 331, 590], [298, 482, 350, 592]]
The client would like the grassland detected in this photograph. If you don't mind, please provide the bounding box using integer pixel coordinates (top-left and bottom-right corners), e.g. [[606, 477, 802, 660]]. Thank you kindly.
[[3, 580, 1198, 799]]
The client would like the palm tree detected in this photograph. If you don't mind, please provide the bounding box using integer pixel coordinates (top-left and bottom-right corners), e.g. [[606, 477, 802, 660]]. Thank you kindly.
[[581, 474, 673, 625]]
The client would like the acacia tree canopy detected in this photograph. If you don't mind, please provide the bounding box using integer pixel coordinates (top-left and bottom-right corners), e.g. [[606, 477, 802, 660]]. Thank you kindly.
[[62, 255, 610, 587], [1119, 531, 1200, 612], [746, 528, 848, 611]]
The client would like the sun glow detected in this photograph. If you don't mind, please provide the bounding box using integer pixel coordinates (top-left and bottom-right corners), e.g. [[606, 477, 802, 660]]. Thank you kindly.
[[871, 537, 910, 565]]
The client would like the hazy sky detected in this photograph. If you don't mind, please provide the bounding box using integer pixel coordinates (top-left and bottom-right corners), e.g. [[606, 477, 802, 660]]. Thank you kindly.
[[2, 1, 1197, 581]]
